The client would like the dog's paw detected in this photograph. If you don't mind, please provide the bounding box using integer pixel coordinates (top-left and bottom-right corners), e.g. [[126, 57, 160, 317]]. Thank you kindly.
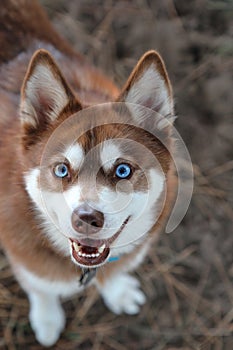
[[99, 273, 146, 315], [29, 294, 65, 347]]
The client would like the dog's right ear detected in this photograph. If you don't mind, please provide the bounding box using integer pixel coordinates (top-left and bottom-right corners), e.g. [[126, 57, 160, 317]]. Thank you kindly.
[[20, 49, 82, 148], [117, 51, 175, 132]]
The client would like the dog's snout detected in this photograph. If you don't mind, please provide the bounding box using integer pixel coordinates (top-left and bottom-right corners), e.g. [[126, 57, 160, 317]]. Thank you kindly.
[[72, 204, 104, 234]]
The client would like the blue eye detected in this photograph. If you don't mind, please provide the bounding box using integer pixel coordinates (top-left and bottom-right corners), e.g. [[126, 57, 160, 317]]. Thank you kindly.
[[54, 163, 69, 178], [115, 164, 132, 179]]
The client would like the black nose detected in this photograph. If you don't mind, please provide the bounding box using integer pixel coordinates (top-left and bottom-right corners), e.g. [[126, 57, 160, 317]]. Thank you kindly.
[[71, 204, 104, 234]]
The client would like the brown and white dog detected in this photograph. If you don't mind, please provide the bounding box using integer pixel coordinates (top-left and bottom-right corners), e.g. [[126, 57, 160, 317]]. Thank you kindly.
[[0, 0, 176, 346]]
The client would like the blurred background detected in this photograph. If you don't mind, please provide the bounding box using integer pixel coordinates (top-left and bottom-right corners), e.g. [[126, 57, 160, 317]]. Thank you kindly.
[[0, 0, 232, 349]]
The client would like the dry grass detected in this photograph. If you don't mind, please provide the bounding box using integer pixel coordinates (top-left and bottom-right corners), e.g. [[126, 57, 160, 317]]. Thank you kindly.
[[0, 0, 233, 349]]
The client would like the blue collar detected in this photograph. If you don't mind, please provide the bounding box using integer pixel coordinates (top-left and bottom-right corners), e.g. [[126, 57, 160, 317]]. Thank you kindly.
[[108, 256, 119, 262]]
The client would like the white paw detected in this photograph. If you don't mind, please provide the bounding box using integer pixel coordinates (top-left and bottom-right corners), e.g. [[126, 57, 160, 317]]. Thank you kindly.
[[99, 273, 146, 315], [29, 294, 65, 347]]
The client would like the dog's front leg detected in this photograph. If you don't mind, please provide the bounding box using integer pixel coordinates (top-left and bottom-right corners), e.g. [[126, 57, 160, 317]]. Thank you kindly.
[[13, 264, 66, 347], [95, 244, 149, 315], [28, 290, 65, 347], [96, 272, 146, 315]]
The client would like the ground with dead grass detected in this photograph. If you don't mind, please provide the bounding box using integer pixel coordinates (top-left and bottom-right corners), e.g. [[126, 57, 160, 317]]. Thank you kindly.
[[0, 1, 232, 349]]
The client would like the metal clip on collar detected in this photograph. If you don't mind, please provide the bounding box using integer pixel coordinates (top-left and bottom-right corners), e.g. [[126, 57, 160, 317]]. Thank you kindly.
[[79, 268, 97, 286]]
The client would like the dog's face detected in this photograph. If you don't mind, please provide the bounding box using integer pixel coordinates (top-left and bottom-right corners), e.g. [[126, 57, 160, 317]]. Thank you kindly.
[[21, 50, 174, 268]]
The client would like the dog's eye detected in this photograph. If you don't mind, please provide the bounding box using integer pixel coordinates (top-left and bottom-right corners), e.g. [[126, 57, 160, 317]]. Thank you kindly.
[[115, 164, 132, 179], [54, 163, 69, 178]]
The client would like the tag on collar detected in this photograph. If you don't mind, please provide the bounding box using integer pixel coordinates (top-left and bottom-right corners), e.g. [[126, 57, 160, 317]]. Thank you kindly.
[[79, 256, 119, 286], [79, 268, 97, 286]]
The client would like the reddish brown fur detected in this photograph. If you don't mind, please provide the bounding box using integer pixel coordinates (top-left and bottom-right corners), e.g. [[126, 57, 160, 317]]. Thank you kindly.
[[0, 0, 118, 124], [0, 0, 177, 286]]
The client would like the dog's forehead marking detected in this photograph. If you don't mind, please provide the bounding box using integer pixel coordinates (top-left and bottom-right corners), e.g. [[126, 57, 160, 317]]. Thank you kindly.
[[100, 141, 123, 171], [63, 143, 84, 170]]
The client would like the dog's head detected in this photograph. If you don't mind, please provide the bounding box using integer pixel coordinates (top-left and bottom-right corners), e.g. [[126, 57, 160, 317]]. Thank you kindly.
[[21, 50, 175, 268]]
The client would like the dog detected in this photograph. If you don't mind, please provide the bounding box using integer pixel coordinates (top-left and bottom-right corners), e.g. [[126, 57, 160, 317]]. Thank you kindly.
[[0, 0, 176, 346]]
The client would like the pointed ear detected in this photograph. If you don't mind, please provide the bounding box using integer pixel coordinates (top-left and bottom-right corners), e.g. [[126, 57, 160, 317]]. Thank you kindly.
[[117, 51, 175, 128], [20, 49, 82, 145]]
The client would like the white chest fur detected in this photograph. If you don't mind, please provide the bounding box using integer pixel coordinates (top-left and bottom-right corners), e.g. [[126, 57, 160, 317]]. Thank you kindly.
[[16, 264, 84, 298]]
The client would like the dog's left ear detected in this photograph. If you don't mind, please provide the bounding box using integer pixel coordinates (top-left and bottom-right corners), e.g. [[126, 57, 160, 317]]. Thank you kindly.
[[117, 51, 174, 128], [20, 49, 82, 148]]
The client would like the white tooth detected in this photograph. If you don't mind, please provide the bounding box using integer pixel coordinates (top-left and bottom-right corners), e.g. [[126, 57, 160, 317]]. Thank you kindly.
[[98, 244, 105, 253], [96, 253, 100, 257], [78, 251, 82, 256], [91, 253, 96, 257], [73, 242, 80, 252]]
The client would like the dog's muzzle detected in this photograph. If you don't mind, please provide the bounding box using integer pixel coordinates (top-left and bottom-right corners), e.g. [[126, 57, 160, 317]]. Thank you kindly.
[[69, 216, 130, 268]]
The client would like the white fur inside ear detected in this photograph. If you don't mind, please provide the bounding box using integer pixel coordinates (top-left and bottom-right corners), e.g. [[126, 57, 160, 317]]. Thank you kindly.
[[125, 65, 172, 118], [21, 64, 69, 127]]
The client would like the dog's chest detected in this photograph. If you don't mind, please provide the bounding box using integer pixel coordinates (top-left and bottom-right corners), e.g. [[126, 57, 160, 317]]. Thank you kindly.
[[16, 264, 86, 298]]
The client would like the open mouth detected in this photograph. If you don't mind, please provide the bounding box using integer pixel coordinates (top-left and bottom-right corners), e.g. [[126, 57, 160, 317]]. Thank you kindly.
[[70, 217, 130, 268]]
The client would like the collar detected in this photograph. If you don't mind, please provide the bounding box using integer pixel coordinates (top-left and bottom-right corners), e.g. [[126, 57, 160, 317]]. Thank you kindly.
[[108, 256, 119, 262]]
